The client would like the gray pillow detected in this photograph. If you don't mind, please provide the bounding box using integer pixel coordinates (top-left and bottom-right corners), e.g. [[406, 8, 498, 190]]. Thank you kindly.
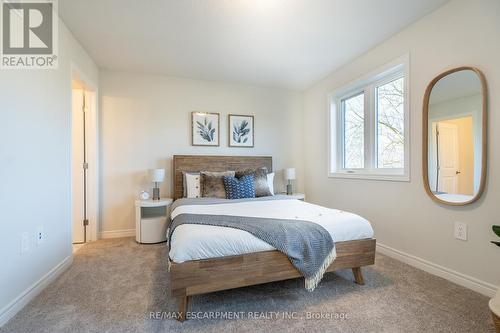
[[200, 171, 235, 198], [235, 167, 272, 197]]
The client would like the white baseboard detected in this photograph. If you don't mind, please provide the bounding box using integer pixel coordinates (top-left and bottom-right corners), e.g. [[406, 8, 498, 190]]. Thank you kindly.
[[0, 255, 72, 327], [99, 228, 135, 239], [377, 242, 497, 298]]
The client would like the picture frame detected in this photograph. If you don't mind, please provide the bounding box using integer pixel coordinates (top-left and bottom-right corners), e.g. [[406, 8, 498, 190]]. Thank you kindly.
[[228, 114, 254, 148], [191, 112, 220, 146]]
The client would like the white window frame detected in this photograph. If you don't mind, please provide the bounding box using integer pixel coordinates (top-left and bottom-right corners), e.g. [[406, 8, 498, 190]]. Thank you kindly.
[[328, 54, 410, 181]]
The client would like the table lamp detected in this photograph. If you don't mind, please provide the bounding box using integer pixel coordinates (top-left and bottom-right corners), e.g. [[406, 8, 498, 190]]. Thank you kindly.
[[284, 168, 296, 195], [149, 169, 165, 200]]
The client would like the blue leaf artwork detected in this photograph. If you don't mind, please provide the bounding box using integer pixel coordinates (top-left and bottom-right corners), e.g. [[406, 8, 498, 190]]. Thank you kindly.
[[230, 115, 253, 147], [192, 112, 219, 146], [196, 118, 215, 142]]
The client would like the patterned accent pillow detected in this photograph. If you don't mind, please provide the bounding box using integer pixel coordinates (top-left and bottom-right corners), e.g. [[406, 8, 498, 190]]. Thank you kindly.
[[182, 171, 199, 197], [223, 175, 256, 199], [200, 171, 236, 198], [185, 173, 201, 198], [235, 167, 272, 197]]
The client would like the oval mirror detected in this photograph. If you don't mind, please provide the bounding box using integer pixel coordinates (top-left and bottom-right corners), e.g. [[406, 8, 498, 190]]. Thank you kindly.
[[423, 67, 487, 205]]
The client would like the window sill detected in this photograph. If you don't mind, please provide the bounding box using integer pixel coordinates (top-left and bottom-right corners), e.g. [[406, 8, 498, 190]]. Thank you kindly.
[[328, 172, 410, 182]]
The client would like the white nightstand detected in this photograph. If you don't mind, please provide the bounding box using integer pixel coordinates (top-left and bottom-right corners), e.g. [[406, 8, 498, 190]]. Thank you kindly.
[[135, 198, 173, 244]]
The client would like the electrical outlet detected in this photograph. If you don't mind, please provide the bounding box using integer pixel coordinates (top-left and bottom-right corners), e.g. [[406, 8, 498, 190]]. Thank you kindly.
[[36, 226, 44, 246], [21, 232, 29, 254], [454, 222, 467, 241]]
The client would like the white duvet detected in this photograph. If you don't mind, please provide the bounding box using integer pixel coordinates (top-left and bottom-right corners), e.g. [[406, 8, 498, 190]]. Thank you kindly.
[[169, 198, 374, 263]]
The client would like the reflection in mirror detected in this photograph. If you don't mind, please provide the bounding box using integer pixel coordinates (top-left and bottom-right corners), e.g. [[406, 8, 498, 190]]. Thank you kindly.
[[424, 68, 486, 205]]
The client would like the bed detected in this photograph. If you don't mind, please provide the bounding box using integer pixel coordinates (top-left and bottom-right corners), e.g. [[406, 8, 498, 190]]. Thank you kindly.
[[169, 155, 376, 321]]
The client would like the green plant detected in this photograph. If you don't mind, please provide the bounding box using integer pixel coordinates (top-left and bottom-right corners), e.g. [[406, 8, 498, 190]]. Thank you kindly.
[[492, 225, 500, 247]]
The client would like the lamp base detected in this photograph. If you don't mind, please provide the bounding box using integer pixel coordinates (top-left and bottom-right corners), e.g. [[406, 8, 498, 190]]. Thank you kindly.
[[153, 187, 160, 201], [286, 184, 293, 195]]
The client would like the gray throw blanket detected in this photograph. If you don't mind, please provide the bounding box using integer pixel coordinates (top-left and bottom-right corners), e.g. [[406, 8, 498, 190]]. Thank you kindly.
[[168, 197, 336, 291]]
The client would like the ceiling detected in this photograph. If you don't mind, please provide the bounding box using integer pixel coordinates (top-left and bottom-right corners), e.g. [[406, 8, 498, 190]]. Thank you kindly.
[[59, 0, 449, 90]]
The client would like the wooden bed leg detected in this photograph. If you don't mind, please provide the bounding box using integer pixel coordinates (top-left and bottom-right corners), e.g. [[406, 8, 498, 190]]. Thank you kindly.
[[352, 267, 365, 285], [178, 295, 190, 322]]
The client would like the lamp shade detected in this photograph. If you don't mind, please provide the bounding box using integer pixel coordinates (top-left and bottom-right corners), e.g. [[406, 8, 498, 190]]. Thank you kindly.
[[149, 169, 165, 183], [284, 168, 296, 180]]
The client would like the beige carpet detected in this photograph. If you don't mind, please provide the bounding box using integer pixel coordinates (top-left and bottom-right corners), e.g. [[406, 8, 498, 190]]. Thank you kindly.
[[1, 237, 494, 333]]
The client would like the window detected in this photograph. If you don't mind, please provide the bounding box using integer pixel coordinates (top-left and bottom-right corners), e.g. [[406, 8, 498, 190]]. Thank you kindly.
[[329, 57, 409, 181], [376, 77, 405, 169], [342, 93, 364, 169]]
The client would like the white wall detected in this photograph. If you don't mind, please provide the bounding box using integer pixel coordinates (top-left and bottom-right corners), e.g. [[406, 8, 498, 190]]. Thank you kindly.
[[0, 22, 98, 324], [303, 0, 500, 293], [100, 71, 304, 234]]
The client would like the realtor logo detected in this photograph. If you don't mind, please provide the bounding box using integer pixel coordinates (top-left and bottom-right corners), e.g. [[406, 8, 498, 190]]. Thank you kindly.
[[1, 0, 58, 69]]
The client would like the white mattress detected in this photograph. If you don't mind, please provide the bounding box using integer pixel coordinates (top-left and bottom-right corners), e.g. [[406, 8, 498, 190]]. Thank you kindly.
[[169, 198, 374, 263]]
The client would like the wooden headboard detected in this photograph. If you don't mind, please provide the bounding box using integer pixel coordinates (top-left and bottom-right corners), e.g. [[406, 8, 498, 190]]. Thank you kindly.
[[173, 155, 272, 199]]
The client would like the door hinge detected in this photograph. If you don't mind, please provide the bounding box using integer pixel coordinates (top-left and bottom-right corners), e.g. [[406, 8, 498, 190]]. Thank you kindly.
[[83, 219, 89, 226], [83, 162, 89, 170]]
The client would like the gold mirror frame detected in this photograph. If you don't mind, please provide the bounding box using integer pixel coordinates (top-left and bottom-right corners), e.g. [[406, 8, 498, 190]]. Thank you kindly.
[[422, 66, 488, 206]]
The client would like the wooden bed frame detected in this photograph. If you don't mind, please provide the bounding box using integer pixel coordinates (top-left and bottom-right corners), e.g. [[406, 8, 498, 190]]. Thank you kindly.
[[170, 155, 376, 321]]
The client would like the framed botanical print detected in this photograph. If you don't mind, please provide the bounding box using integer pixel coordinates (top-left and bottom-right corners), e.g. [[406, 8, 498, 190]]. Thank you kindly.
[[191, 112, 220, 146], [228, 114, 254, 148]]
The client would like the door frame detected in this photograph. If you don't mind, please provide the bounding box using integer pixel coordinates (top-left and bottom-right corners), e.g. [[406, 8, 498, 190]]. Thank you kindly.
[[71, 63, 99, 244]]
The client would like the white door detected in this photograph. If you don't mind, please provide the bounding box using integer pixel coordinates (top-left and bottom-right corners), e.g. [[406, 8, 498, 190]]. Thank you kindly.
[[436, 122, 459, 194], [72, 89, 88, 243]]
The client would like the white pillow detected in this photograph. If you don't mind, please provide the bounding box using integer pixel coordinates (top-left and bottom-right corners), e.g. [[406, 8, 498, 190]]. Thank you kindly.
[[266, 172, 275, 195], [185, 173, 201, 198]]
